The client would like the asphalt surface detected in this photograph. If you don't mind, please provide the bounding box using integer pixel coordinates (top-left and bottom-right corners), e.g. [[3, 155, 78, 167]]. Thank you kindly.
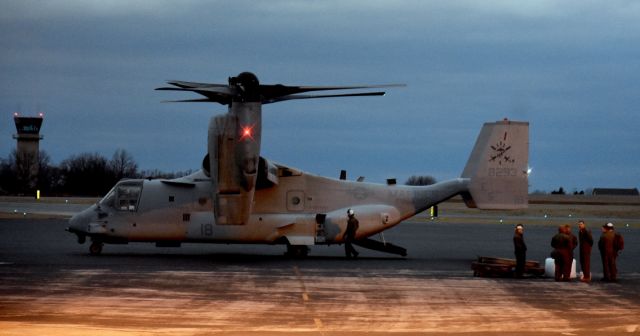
[[0, 199, 89, 217], [0, 217, 639, 335]]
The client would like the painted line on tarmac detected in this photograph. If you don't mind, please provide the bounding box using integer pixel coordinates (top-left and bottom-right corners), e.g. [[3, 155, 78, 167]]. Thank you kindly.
[[293, 266, 325, 334]]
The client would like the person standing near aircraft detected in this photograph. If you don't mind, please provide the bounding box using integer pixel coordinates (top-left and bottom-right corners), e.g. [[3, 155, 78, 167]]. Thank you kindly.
[[577, 220, 593, 282], [513, 224, 527, 278], [598, 222, 624, 282], [564, 224, 578, 281], [551, 226, 570, 281], [344, 209, 360, 258]]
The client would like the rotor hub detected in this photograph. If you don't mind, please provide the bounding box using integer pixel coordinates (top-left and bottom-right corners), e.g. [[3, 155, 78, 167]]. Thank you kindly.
[[229, 72, 260, 102]]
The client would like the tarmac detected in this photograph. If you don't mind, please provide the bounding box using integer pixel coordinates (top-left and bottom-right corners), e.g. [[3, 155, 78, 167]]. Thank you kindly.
[[0, 201, 639, 335]]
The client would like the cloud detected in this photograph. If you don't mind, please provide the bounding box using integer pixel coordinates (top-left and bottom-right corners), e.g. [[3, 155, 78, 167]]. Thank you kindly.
[[1, 1, 639, 191]]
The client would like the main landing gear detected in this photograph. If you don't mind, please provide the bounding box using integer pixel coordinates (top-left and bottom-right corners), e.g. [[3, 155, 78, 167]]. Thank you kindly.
[[285, 244, 309, 258]]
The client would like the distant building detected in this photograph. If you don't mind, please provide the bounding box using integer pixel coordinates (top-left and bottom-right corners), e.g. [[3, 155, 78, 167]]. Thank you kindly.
[[13, 113, 44, 191], [592, 188, 639, 196]]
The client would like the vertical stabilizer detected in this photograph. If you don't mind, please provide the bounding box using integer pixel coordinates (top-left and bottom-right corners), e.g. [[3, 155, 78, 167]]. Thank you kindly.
[[461, 119, 529, 209]]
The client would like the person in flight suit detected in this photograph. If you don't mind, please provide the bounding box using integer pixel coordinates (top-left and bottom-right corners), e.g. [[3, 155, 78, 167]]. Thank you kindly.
[[551, 225, 571, 281], [513, 224, 527, 278], [564, 224, 578, 281], [577, 220, 593, 282], [344, 208, 360, 259], [598, 222, 625, 282]]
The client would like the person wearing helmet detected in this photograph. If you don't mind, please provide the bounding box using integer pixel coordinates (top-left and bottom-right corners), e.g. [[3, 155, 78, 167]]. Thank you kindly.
[[344, 209, 359, 258], [598, 222, 624, 282], [513, 224, 527, 278]]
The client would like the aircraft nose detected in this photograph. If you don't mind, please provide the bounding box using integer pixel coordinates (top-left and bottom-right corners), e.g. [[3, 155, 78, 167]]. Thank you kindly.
[[67, 207, 94, 243], [68, 212, 85, 232]]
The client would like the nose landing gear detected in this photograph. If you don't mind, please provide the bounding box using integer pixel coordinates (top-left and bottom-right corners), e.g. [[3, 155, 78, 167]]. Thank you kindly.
[[89, 241, 103, 255]]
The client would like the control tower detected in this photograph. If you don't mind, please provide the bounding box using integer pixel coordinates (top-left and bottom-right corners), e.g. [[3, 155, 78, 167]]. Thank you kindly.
[[13, 112, 44, 190]]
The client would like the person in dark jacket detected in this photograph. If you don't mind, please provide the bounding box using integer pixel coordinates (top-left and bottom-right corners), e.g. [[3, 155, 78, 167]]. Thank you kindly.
[[564, 224, 578, 281], [599, 222, 624, 282], [513, 224, 527, 278], [551, 226, 571, 281], [577, 220, 593, 282], [344, 208, 359, 258]]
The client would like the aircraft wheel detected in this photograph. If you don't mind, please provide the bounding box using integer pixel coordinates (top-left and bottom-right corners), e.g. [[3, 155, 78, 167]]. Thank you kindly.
[[89, 242, 103, 255], [77, 235, 86, 244], [285, 245, 309, 258]]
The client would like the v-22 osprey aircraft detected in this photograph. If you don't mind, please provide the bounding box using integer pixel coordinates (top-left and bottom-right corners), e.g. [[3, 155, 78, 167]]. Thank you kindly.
[[67, 72, 529, 257]]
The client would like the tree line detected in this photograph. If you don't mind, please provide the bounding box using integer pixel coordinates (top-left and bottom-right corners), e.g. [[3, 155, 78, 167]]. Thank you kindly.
[[0, 149, 191, 197]]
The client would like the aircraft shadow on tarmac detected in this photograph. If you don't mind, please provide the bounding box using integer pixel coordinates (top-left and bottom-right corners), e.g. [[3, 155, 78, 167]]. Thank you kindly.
[[69, 250, 407, 263], [64, 248, 476, 275]]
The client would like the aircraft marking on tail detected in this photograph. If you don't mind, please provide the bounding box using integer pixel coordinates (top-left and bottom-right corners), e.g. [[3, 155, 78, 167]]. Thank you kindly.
[[489, 140, 515, 165], [461, 120, 528, 209]]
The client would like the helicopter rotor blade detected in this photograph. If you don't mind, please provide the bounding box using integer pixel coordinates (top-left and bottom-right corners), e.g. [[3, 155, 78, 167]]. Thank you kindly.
[[157, 72, 404, 106], [155, 86, 235, 95], [165, 80, 228, 89], [264, 91, 386, 104], [161, 98, 219, 103], [261, 83, 404, 99]]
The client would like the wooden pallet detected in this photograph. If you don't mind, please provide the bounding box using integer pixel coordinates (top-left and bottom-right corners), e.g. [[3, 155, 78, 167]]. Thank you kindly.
[[471, 256, 545, 278]]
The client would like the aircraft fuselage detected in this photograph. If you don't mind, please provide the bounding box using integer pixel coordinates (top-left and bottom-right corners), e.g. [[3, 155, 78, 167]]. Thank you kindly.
[[68, 166, 468, 251]]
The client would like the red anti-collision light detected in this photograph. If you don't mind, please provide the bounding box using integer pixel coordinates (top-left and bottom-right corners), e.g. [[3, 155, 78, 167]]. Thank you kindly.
[[240, 125, 254, 141]]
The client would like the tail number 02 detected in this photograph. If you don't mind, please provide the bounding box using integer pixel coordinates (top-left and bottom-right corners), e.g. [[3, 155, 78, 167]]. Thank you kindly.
[[488, 168, 517, 177]]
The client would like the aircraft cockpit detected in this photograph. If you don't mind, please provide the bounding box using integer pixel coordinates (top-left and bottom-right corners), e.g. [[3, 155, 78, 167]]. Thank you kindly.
[[99, 180, 143, 212]]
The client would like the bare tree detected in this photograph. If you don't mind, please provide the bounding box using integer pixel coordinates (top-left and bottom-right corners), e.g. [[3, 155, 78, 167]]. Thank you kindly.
[[13, 149, 39, 193], [60, 152, 114, 196], [110, 148, 138, 181], [0, 156, 15, 195]]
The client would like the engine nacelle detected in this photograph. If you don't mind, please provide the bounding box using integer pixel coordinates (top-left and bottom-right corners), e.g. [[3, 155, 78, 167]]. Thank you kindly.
[[207, 102, 262, 225]]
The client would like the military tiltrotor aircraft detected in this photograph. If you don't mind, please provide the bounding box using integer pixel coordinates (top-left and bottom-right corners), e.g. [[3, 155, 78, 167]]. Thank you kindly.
[[67, 72, 529, 257]]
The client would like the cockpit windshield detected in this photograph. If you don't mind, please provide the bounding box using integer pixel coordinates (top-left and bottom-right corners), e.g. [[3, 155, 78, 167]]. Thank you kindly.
[[100, 187, 116, 208], [100, 180, 143, 212]]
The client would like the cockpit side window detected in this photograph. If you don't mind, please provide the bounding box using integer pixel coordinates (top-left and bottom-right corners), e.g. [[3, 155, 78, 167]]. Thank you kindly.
[[114, 181, 143, 212], [100, 188, 116, 208]]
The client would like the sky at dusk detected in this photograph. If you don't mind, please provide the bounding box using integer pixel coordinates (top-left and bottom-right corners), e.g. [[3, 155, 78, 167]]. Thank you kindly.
[[1, 1, 639, 192]]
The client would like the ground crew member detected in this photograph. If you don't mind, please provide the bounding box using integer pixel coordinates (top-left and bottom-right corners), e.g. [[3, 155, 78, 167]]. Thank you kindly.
[[564, 224, 578, 281], [577, 220, 593, 282], [513, 224, 527, 278], [598, 222, 624, 282], [551, 226, 571, 281], [344, 208, 359, 258]]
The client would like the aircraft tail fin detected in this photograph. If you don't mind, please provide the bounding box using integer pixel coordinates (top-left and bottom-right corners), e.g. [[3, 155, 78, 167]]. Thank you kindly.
[[461, 119, 529, 209]]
